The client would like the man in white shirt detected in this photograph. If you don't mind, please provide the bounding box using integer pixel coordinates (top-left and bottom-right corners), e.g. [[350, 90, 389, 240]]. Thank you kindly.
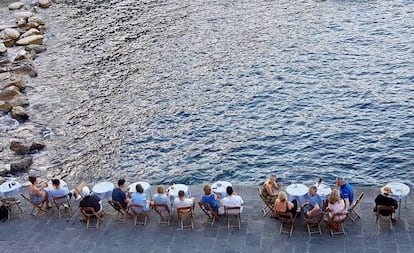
[[174, 190, 194, 209], [222, 186, 244, 213]]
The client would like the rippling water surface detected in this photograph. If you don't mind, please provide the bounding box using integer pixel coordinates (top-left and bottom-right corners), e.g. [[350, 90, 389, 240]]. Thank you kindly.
[[3, 0, 414, 186]]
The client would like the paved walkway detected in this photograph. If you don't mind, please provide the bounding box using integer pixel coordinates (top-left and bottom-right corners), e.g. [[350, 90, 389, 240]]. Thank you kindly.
[[0, 185, 413, 253]]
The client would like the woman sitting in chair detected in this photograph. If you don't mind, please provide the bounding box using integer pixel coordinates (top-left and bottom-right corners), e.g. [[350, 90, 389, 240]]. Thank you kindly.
[[262, 175, 282, 204], [28, 176, 50, 208], [201, 184, 221, 212], [129, 184, 151, 212], [326, 189, 346, 221], [274, 191, 297, 217]]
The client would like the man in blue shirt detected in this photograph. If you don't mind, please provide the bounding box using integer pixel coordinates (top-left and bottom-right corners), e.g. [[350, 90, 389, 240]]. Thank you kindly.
[[302, 185, 323, 218], [112, 179, 129, 209], [336, 176, 354, 212]]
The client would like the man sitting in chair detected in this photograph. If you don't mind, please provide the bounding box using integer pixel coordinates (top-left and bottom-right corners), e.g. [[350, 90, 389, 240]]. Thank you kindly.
[[302, 186, 322, 219], [374, 186, 398, 222], [111, 179, 130, 210], [222, 186, 244, 213], [79, 186, 102, 219], [336, 176, 354, 212], [174, 190, 195, 209], [48, 179, 81, 202]]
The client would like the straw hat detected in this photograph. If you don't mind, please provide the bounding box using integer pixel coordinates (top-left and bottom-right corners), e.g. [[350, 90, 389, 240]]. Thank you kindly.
[[380, 186, 392, 195]]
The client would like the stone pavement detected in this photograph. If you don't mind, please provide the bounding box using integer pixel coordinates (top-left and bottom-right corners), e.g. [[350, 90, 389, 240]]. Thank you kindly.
[[0, 185, 413, 253]]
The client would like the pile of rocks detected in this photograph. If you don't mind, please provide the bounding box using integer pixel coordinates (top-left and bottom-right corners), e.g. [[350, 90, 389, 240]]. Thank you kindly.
[[0, 0, 52, 182]]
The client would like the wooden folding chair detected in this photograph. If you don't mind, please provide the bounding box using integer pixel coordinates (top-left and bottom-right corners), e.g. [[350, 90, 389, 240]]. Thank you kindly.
[[1, 197, 23, 219], [277, 211, 296, 237], [349, 192, 364, 223], [53, 195, 73, 218], [376, 205, 394, 230], [21, 193, 48, 216], [198, 200, 219, 226], [108, 200, 131, 223], [152, 203, 171, 226], [305, 212, 323, 236], [224, 206, 241, 230], [80, 207, 103, 228], [177, 206, 194, 230], [129, 204, 150, 226], [257, 187, 274, 217], [328, 212, 348, 236]]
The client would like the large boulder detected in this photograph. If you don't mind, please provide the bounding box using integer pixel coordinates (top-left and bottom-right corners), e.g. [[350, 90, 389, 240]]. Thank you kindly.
[[0, 86, 21, 101], [8, 2, 25, 10], [0, 164, 11, 177], [3, 39, 15, 47], [28, 16, 45, 27], [3, 28, 20, 40], [14, 11, 33, 20], [20, 28, 41, 39], [0, 101, 12, 112], [14, 48, 33, 61], [0, 42, 6, 54], [38, 0, 52, 8], [10, 141, 30, 154], [11, 106, 29, 121], [1, 75, 26, 90], [8, 94, 29, 107], [16, 35, 43, 46], [10, 156, 32, 173]]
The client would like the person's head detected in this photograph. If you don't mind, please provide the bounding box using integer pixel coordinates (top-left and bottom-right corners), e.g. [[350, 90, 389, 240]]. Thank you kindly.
[[178, 190, 185, 199], [52, 179, 60, 187], [28, 175, 37, 185], [329, 189, 340, 204], [269, 175, 276, 183], [118, 179, 126, 188], [226, 186, 234, 196], [203, 184, 212, 195], [157, 185, 166, 194], [81, 186, 91, 196], [135, 184, 144, 193], [336, 176, 345, 187], [278, 191, 287, 203], [309, 185, 317, 196], [381, 186, 393, 196]]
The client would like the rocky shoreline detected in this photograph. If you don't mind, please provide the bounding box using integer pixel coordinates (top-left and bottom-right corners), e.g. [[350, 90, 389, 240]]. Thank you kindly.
[[0, 0, 53, 183]]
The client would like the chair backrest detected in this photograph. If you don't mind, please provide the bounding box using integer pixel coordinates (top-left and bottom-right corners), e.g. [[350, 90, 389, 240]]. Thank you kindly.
[[80, 207, 101, 218], [177, 206, 193, 217], [376, 205, 394, 217], [198, 200, 214, 215], [53, 195, 70, 206], [350, 192, 364, 211], [276, 211, 295, 223], [330, 212, 348, 223], [257, 187, 272, 206], [108, 200, 124, 211], [129, 203, 145, 214], [224, 206, 241, 216], [152, 203, 170, 215]]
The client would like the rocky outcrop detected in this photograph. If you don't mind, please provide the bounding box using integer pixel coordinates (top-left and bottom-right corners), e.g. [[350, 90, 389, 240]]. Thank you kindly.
[[10, 141, 46, 155], [10, 156, 32, 173], [3, 28, 21, 40], [8, 2, 25, 10], [0, 101, 12, 112], [0, 42, 7, 54], [16, 35, 44, 46], [38, 0, 52, 8], [11, 106, 29, 121]]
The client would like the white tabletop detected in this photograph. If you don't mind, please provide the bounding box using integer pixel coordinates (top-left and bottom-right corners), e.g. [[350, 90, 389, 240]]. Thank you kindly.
[[0, 181, 21, 197], [128, 181, 151, 193], [385, 182, 410, 199], [212, 181, 232, 198], [93, 182, 115, 193], [168, 184, 190, 197], [316, 183, 332, 197], [44, 180, 67, 191], [286, 183, 308, 197]]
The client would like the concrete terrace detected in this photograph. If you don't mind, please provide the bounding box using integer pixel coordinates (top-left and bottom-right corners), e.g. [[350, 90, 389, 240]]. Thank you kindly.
[[0, 185, 413, 253]]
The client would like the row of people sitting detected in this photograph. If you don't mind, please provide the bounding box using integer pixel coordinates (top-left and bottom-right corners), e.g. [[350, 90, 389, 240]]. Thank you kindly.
[[110, 179, 244, 215], [263, 175, 398, 225]]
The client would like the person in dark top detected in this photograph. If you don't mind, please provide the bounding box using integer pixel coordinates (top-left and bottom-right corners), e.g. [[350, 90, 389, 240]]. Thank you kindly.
[[374, 186, 398, 220], [111, 179, 129, 209], [79, 186, 101, 213]]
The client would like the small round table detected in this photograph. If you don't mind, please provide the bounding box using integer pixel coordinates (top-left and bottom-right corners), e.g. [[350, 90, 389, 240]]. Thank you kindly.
[[286, 183, 308, 207], [92, 182, 115, 200], [128, 181, 151, 198], [385, 182, 410, 219], [211, 181, 232, 198], [0, 181, 21, 198], [168, 184, 191, 203], [316, 183, 332, 202]]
